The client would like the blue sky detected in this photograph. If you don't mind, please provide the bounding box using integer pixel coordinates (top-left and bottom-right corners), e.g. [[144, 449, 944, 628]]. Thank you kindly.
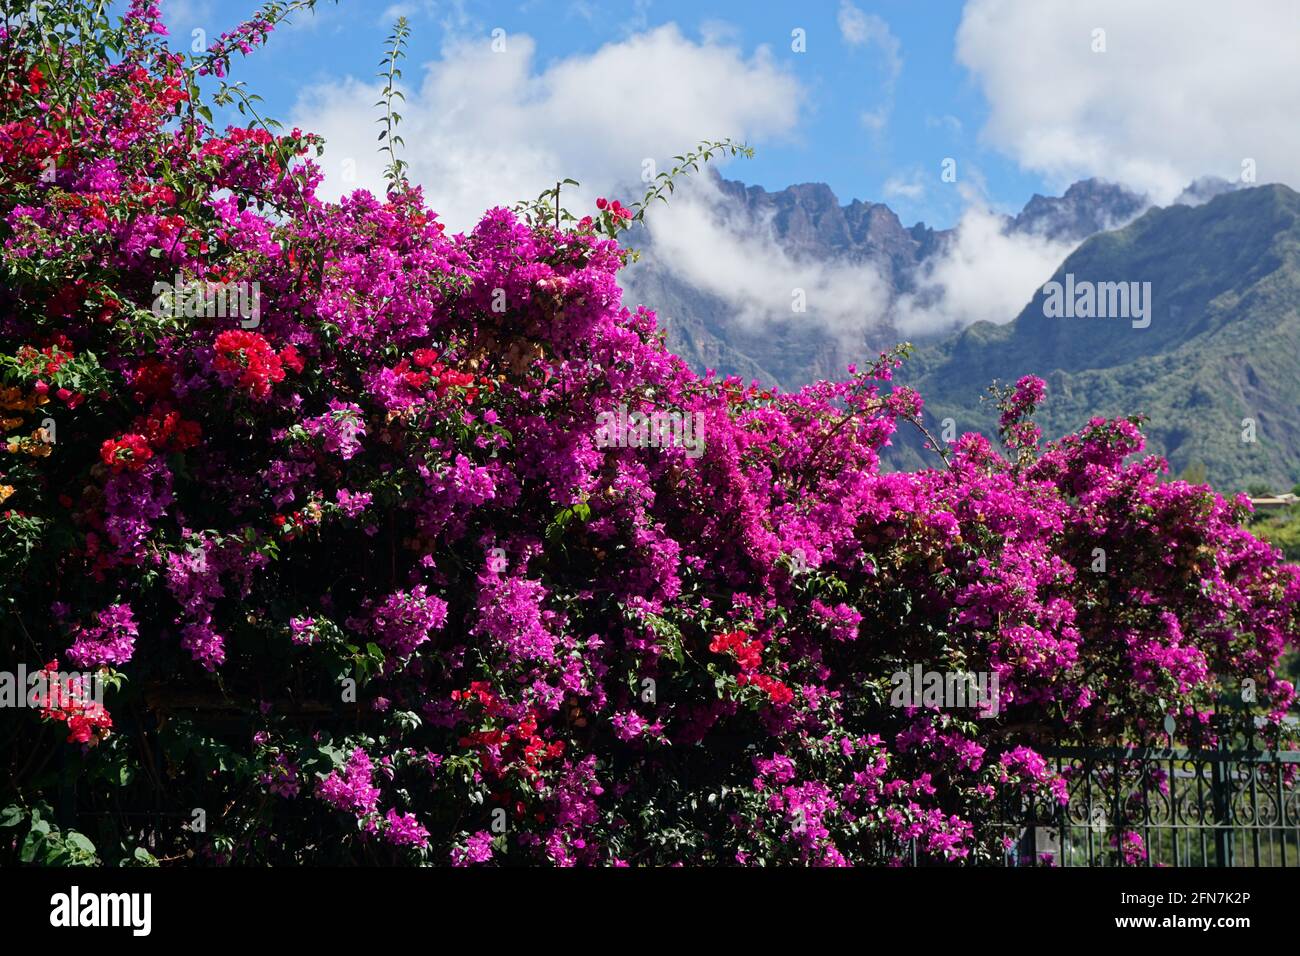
[[169, 0, 1058, 230]]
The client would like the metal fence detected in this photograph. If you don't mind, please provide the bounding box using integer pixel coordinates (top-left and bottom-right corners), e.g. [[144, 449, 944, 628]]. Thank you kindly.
[[999, 744, 1300, 867]]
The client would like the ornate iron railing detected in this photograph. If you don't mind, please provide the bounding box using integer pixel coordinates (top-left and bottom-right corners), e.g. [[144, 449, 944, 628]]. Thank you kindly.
[[998, 745, 1300, 866]]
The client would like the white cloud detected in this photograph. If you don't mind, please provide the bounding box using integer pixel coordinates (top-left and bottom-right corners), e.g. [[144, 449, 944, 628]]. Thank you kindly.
[[640, 176, 894, 341], [860, 105, 890, 133], [699, 18, 742, 46], [838, 2, 902, 133], [894, 204, 1079, 336], [292, 24, 803, 231], [624, 0, 654, 36], [378, 3, 431, 26], [925, 113, 963, 136], [838, 1, 902, 78], [957, 0, 1300, 201], [883, 169, 926, 201]]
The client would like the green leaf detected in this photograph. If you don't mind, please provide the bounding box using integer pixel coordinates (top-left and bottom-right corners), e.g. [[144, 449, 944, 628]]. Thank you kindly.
[[131, 847, 159, 867], [19, 829, 45, 864], [65, 831, 96, 855]]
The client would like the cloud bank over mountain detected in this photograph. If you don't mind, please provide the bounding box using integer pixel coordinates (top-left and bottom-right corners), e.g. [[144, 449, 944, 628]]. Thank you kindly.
[[637, 176, 894, 341], [893, 204, 1080, 337]]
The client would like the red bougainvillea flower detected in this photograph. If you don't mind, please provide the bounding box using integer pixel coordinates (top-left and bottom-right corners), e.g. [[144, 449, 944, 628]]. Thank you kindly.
[[99, 433, 152, 472], [132, 405, 201, 452], [212, 329, 286, 399], [710, 630, 763, 672], [595, 197, 631, 222], [15, 343, 71, 378], [130, 358, 176, 402], [278, 343, 305, 374], [738, 672, 796, 707], [34, 660, 112, 746]]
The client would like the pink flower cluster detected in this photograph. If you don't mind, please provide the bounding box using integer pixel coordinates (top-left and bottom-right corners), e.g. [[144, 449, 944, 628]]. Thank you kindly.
[[1, 2, 1296, 867]]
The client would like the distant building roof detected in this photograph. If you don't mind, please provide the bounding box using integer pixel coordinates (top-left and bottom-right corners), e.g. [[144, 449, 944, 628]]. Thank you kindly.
[[1249, 493, 1299, 509]]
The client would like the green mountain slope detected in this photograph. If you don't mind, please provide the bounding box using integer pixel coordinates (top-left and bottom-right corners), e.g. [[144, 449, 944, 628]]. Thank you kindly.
[[889, 184, 1300, 491]]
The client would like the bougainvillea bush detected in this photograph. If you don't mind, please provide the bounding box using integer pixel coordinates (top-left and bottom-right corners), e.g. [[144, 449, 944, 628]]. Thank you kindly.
[[2, 2, 1298, 867]]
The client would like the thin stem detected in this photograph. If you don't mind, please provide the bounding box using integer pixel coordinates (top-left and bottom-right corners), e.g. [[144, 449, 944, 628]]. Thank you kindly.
[[378, 17, 410, 191], [903, 413, 954, 470]]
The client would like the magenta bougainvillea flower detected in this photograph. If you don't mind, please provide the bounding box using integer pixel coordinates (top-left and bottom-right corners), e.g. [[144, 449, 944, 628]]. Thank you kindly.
[[0, 1, 1296, 867]]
